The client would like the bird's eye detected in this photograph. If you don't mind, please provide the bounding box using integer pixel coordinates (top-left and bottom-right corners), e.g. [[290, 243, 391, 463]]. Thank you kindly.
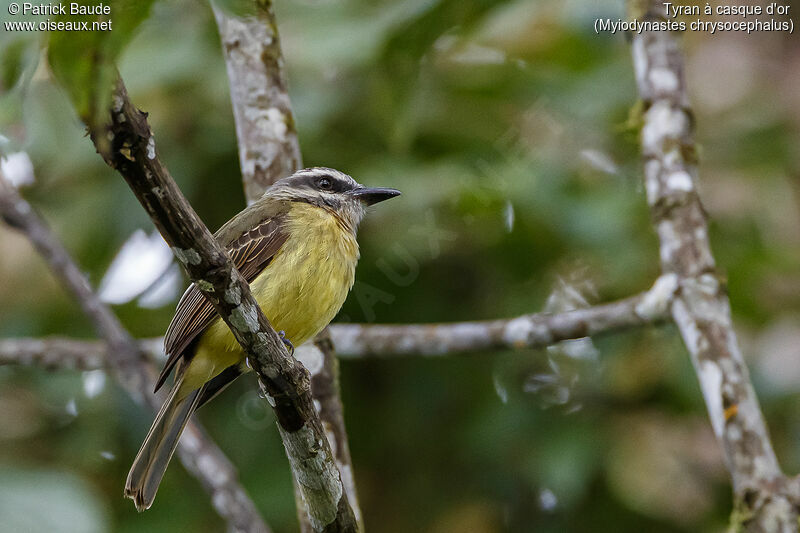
[[317, 177, 332, 190]]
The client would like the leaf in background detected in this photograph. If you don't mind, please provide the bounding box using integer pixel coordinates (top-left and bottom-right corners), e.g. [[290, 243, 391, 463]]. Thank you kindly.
[[0, 36, 39, 93], [47, 0, 155, 131], [0, 31, 40, 146]]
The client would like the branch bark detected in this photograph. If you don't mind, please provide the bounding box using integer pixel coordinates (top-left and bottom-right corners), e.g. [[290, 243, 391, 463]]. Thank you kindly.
[[309, 331, 360, 525], [213, 1, 302, 203], [0, 336, 144, 370], [331, 275, 676, 359], [630, 2, 800, 529], [213, 2, 362, 528], [90, 78, 356, 532], [0, 175, 271, 533], [0, 275, 676, 370]]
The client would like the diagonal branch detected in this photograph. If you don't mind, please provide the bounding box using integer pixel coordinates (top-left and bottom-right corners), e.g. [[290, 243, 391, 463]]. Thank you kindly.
[[213, 1, 363, 528], [90, 78, 356, 532], [0, 173, 271, 533], [629, 1, 800, 528]]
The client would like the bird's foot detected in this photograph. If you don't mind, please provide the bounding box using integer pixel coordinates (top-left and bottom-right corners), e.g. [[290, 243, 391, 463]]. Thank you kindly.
[[278, 330, 295, 356]]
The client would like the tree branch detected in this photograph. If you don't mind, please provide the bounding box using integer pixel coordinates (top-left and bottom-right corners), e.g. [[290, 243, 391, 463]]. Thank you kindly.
[[309, 331, 360, 525], [213, 2, 362, 528], [630, 2, 800, 528], [0, 274, 677, 371], [213, 1, 302, 203], [331, 275, 676, 358], [0, 336, 143, 370], [0, 175, 271, 533], [90, 78, 356, 532]]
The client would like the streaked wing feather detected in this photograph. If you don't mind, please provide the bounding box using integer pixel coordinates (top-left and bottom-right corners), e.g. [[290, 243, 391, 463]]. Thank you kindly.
[[154, 213, 289, 392]]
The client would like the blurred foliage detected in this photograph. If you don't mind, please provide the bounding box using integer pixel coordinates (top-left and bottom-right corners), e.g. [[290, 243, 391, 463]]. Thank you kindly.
[[1, 0, 800, 532], [47, 0, 155, 132]]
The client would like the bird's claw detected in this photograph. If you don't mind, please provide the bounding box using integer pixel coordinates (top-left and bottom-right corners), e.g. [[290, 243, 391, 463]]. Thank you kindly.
[[278, 330, 295, 356]]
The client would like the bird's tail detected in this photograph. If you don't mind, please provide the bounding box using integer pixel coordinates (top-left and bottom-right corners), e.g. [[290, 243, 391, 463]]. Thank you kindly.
[[125, 376, 203, 511]]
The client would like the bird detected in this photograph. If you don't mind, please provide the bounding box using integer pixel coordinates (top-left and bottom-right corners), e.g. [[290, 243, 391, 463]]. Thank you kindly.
[[125, 167, 400, 511]]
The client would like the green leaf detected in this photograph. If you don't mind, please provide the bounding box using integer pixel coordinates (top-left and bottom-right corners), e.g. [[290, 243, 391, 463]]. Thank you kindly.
[[47, 0, 155, 130], [0, 36, 38, 92]]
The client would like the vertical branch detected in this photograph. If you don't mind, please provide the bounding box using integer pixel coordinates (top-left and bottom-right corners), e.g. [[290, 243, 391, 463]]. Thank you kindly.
[[0, 175, 271, 533], [213, 2, 362, 529], [213, 0, 302, 202], [310, 332, 361, 526], [629, 2, 799, 529]]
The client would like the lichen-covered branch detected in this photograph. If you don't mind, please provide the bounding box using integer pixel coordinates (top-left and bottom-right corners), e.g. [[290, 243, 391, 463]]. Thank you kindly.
[[0, 336, 142, 370], [630, 2, 799, 529], [0, 177, 143, 382], [0, 174, 271, 533], [0, 275, 676, 371], [213, 1, 302, 203], [309, 331, 361, 526], [0, 273, 676, 367], [332, 275, 676, 358], [213, 2, 362, 528], [89, 79, 356, 532]]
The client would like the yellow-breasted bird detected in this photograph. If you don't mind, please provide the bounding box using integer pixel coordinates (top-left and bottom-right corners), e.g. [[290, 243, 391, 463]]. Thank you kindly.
[[125, 167, 400, 510]]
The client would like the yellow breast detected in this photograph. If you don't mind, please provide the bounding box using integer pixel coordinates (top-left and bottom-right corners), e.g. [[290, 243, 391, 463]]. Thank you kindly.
[[186, 202, 358, 389], [252, 202, 359, 345]]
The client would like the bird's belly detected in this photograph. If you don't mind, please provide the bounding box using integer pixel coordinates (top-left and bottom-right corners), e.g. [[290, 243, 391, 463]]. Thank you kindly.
[[187, 220, 357, 389], [251, 239, 356, 346]]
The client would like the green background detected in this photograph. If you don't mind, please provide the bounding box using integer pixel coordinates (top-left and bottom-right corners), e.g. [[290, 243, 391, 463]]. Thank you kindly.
[[1, 0, 799, 531]]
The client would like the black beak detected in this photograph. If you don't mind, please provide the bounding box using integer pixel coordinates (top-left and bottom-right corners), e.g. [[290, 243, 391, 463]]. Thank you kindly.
[[350, 187, 401, 206]]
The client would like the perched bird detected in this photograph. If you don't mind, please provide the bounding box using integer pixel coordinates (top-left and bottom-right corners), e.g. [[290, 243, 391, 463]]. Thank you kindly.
[[125, 167, 400, 510]]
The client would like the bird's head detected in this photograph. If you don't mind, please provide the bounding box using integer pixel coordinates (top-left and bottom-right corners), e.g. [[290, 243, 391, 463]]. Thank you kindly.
[[268, 167, 400, 230]]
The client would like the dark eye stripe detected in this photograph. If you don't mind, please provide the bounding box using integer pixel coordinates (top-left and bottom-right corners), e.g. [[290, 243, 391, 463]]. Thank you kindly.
[[303, 173, 354, 193]]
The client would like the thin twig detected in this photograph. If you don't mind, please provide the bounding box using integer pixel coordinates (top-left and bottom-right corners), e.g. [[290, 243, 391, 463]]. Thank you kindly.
[[0, 174, 271, 533], [630, 1, 799, 528], [90, 79, 357, 532], [213, 2, 363, 528]]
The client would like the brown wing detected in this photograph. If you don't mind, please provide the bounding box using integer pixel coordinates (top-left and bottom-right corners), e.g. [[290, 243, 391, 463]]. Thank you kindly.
[[154, 210, 289, 392]]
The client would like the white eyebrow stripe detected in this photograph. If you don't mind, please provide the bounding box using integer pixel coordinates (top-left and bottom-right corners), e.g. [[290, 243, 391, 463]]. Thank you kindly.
[[295, 168, 358, 189]]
